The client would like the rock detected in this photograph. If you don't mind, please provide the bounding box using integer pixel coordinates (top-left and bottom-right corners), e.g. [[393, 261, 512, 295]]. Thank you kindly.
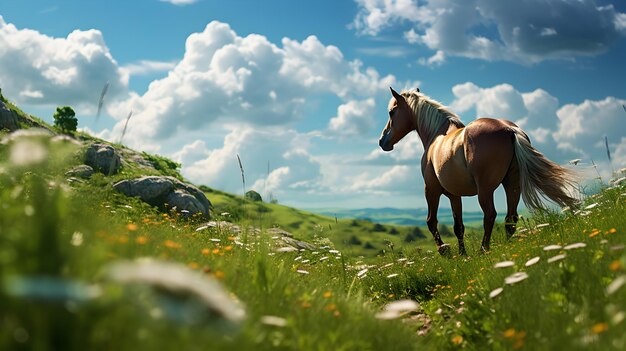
[[85, 143, 121, 175], [66, 165, 94, 179], [0, 100, 19, 131], [113, 176, 211, 216], [167, 189, 206, 214]]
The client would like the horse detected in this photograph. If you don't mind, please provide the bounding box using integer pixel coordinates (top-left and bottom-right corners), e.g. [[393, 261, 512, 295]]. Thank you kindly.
[[379, 87, 577, 255]]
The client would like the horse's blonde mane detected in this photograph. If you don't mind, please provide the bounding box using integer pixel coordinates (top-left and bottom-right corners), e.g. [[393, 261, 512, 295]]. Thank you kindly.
[[402, 90, 464, 144]]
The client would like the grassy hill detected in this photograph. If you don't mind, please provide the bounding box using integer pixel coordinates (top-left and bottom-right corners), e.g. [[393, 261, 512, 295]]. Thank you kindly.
[[1, 95, 625, 350], [308, 207, 501, 227]]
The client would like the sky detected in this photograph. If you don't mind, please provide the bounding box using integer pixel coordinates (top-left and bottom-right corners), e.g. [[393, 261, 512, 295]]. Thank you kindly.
[[1, 0, 626, 212]]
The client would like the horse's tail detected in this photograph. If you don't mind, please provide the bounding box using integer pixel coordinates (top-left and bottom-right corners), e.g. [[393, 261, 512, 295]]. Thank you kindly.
[[511, 127, 578, 211]]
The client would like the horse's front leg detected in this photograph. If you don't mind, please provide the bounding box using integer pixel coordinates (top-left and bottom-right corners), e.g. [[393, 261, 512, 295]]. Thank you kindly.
[[447, 194, 466, 256], [425, 185, 449, 256]]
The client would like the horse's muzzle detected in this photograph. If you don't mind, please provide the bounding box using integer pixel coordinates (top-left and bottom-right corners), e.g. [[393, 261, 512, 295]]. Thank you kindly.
[[379, 131, 394, 151]]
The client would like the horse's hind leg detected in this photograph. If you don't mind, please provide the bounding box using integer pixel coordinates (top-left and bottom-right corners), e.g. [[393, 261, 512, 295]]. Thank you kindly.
[[425, 185, 449, 256], [502, 159, 521, 238], [478, 189, 497, 252], [447, 194, 466, 255]]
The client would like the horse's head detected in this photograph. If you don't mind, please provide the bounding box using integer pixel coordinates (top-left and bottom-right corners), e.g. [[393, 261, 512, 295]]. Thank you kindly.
[[379, 87, 417, 151]]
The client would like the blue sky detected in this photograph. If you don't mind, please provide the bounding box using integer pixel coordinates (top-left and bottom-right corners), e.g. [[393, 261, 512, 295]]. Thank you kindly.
[[1, 0, 625, 211]]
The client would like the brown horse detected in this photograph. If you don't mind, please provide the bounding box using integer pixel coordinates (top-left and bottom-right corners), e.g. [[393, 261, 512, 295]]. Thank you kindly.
[[379, 88, 577, 255]]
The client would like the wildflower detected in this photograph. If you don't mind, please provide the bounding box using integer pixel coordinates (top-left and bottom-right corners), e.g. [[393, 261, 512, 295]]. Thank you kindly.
[[126, 223, 138, 231], [503, 328, 516, 338], [214, 271, 225, 279], [142, 218, 151, 223], [323, 291, 332, 298], [589, 229, 601, 238], [70, 231, 84, 247], [494, 261, 515, 268], [301, 301, 312, 308], [188, 262, 199, 269], [136, 236, 149, 245], [325, 303, 337, 312], [212, 248, 220, 254], [201, 248, 210, 255], [117, 236, 129, 244], [607, 228, 617, 234], [451, 335, 463, 345], [224, 245, 233, 252], [591, 322, 609, 334], [164, 240, 181, 249], [525, 257, 540, 267], [609, 260, 622, 271]]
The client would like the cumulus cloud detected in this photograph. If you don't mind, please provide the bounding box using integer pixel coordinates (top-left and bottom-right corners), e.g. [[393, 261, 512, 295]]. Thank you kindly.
[[352, 0, 626, 63], [448, 81, 626, 172], [179, 127, 322, 199], [327, 98, 376, 138], [554, 97, 626, 163], [0, 16, 127, 107], [110, 21, 396, 150]]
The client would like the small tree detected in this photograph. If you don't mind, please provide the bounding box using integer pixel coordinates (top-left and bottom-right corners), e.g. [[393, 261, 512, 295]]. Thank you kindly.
[[53, 106, 77, 134]]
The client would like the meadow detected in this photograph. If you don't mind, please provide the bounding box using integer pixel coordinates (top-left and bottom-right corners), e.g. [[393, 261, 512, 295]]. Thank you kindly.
[[1, 98, 625, 350]]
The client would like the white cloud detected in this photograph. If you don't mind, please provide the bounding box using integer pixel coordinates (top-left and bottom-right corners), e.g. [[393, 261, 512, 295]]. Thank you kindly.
[[121, 60, 177, 76], [352, 0, 626, 63], [0, 16, 127, 107], [448, 81, 626, 175], [109, 21, 396, 150], [554, 97, 626, 164], [179, 127, 322, 200], [328, 98, 376, 138], [418, 50, 445, 67]]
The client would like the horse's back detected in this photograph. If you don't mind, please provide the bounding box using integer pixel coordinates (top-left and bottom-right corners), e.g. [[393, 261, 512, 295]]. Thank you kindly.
[[465, 118, 516, 191]]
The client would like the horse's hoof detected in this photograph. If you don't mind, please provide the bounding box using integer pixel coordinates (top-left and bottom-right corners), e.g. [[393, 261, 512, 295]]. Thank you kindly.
[[480, 245, 490, 254], [438, 244, 452, 257]]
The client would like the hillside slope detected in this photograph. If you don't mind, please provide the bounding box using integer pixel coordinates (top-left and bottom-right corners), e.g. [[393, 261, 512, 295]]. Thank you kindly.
[[2, 94, 625, 350]]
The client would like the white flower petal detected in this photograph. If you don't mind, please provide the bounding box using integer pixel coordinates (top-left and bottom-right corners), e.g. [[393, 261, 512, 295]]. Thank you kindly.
[[494, 261, 515, 268], [607, 275, 626, 295], [504, 272, 529, 285], [563, 243, 587, 250], [525, 257, 540, 267], [543, 245, 562, 251], [489, 287, 504, 298], [547, 254, 567, 263]]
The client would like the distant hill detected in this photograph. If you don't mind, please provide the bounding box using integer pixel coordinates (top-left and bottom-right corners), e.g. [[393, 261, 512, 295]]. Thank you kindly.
[[307, 207, 503, 227]]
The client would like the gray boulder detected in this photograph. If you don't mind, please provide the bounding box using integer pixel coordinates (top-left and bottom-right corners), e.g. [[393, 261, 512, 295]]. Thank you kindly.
[[113, 176, 211, 216], [85, 143, 121, 175], [66, 165, 94, 179], [0, 100, 19, 131]]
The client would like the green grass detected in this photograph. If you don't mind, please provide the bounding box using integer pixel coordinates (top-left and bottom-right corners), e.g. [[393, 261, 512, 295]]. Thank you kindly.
[[1, 98, 625, 350]]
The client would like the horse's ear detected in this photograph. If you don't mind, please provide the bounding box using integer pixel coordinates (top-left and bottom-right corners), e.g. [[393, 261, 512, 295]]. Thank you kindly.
[[415, 87, 420, 93], [390, 87, 403, 101]]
